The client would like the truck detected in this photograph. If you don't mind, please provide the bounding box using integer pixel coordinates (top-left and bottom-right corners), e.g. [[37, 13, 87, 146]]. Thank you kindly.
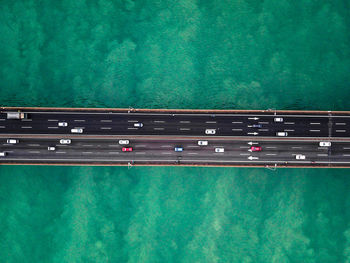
[[6, 112, 28, 120]]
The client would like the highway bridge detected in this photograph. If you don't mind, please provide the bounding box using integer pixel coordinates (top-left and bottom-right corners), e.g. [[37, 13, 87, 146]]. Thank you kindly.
[[1, 107, 350, 168]]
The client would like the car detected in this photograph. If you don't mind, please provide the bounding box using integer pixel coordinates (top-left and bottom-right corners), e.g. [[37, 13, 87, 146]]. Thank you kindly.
[[215, 148, 224, 153], [205, 129, 216, 134], [134, 123, 143, 127], [7, 139, 18, 144], [174, 147, 183, 152], [319, 142, 331, 147], [48, 146, 56, 151], [251, 146, 262, 152], [122, 147, 133, 152], [119, 140, 130, 145], [274, 117, 284, 122], [295, 154, 306, 160], [276, 132, 288, 136], [0, 152, 7, 157], [71, 128, 83, 133], [60, 139, 71, 144], [198, 141, 208, 146], [58, 122, 68, 127], [251, 124, 262, 128]]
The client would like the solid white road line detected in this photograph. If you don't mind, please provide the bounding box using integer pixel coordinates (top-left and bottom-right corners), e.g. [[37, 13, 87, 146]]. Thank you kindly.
[[180, 121, 191, 123], [128, 120, 138, 122], [108, 152, 119, 154], [284, 129, 295, 132], [127, 127, 137, 130], [259, 129, 269, 131], [240, 146, 250, 148], [317, 154, 328, 156], [136, 152, 146, 154], [265, 154, 276, 156], [29, 151, 40, 154], [82, 145, 93, 147], [21, 126, 32, 129], [343, 154, 350, 156], [232, 121, 243, 124], [74, 120, 85, 122], [82, 152, 93, 154], [206, 121, 217, 123], [310, 122, 321, 125], [48, 127, 58, 129], [27, 144, 40, 146], [0, 126, 5, 128], [259, 122, 269, 124], [343, 147, 350, 149], [101, 127, 111, 130], [154, 120, 165, 123], [336, 123, 346, 125], [101, 120, 112, 122], [108, 145, 119, 147], [21, 119, 32, 121], [180, 128, 190, 131], [310, 130, 320, 132], [188, 146, 199, 148], [161, 145, 171, 147], [187, 152, 198, 155], [0, 119, 5, 121], [292, 147, 302, 149], [336, 130, 346, 132], [154, 128, 164, 130], [284, 122, 295, 124], [56, 151, 66, 154], [232, 129, 243, 131]]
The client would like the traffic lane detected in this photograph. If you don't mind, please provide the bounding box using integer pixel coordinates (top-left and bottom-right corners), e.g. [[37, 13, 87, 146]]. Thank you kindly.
[[0, 138, 336, 162]]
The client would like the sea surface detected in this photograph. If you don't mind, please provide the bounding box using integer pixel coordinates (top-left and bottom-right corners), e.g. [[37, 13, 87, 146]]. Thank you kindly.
[[1, 0, 350, 262]]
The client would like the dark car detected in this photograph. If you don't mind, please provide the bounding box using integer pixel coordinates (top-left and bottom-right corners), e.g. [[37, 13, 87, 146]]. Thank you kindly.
[[251, 124, 262, 128]]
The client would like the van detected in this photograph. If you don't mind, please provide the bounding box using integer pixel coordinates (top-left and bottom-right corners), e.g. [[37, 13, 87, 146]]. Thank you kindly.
[[7, 139, 18, 144], [276, 132, 288, 137], [0, 152, 6, 157]]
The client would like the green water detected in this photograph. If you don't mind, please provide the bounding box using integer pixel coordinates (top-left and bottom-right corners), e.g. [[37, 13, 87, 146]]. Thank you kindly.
[[1, 0, 350, 262]]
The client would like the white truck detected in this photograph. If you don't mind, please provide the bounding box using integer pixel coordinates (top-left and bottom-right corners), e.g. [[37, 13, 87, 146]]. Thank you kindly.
[[7, 112, 28, 120]]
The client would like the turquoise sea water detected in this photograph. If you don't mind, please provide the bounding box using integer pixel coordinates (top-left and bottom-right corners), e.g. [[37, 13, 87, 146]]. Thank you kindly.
[[1, 0, 350, 262]]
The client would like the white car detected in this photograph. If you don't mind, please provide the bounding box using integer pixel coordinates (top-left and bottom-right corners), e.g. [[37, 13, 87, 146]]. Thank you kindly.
[[276, 132, 288, 137], [48, 146, 56, 151], [7, 139, 18, 144], [319, 142, 331, 147], [119, 140, 130, 145], [205, 129, 216, 135], [198, 141, 208, 146], [274, 117, 284, 122], [134, 123, 143, 127], [71, 128, 83, 133], [60, 139, 71, 144], [215, 148, 224, 153], [58, 122, 68, 127], [295, 154, 306, 160]]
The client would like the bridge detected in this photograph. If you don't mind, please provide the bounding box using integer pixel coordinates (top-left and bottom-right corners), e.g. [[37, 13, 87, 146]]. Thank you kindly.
[[1, 107, 350, 168]]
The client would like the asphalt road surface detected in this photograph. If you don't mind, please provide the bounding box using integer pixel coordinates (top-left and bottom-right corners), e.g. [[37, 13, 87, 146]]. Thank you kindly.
[[0, 137, 348, 167], [1, 110, 350, 138]]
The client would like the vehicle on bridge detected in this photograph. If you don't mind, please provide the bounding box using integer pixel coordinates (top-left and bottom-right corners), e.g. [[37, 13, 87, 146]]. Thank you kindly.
[[60, 139, 71, 144], [198, 141, 208, 146], [215, 148, 224, 153], [119, 140, 130, 145], [122, 147, 133, 152], [7, 139, 18, 144], [6, 112, 27, 120], [276, 132, 288, 136], [251, 146, 262, 152], [205, 129, 216, 134], [175, 147, 183, 152], [296, 154, 306, 160], [71, 128, 83, 133], [319, 142, 331, 147], [58, 122, 68, 127]]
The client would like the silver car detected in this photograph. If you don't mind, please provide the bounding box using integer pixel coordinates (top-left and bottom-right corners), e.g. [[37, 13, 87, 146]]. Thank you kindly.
[[215, 148, 224, 153], [119, 140, 130, 145], [58, 122, 68, 127], [134, 123, 143, 127], [198, 141, 208, 146], [71, 128, 83, 133], [319, 142, 331, 147]]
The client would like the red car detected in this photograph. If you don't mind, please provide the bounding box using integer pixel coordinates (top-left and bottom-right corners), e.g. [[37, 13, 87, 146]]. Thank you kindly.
[[122, 147, 133, 152], [251, 146, 262, 152]]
